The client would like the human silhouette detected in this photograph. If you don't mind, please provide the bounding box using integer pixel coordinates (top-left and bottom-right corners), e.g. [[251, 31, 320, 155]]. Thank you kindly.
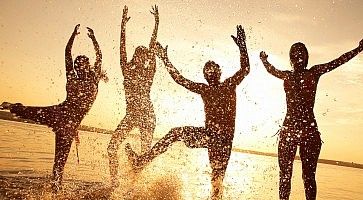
[[107, 5, 159, 187], [260, 39, 363, 200], [125, 25, 250, 199], [1, 24, 107, 192]]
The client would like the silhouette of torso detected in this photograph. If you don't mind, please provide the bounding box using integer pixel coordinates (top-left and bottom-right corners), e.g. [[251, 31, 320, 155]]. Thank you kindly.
[[64, 74, 98, 123], [283, 69, 320, 135], [201, 83, 237, 136], [123, 62, 155, 116]]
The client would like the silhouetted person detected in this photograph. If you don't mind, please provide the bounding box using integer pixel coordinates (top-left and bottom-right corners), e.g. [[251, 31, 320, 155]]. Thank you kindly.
[[1, 24, 107, 192], [125, 25, 249, 200], [107, 5, 159, 187], [260, 39, 363, 200]]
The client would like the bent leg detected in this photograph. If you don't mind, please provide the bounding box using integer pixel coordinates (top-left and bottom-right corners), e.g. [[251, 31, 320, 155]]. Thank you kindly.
[[300, 134, 321, 200], [107, 116, 133, 186], [52, 131, 73, 192], [126, 126, 206, 170], [278, 137, 297, 200]]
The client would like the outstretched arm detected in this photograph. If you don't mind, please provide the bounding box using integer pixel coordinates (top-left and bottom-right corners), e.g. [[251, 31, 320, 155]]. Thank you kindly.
[[310, 39, 363, 75], [260, 51, 290, 80], [156, 42, 206, 94], [120, 6, 130, 74], [65, 24, 80, 78], [225, 25, 250, 86], [87, 27, 105, 82]]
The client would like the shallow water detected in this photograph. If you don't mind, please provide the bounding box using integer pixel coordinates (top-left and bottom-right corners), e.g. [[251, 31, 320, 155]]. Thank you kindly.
[[0, 119, 362, 199]]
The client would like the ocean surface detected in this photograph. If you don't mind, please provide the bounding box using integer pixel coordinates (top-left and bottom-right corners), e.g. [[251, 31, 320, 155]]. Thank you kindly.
[[0, 119, 362, 199]]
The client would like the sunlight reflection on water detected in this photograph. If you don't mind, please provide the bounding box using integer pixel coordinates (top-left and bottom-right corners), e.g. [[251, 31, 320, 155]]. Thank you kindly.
[[0, 120, 363, 199]]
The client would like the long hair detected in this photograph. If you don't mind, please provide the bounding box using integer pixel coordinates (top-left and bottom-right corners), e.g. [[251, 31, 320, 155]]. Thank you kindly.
[[131, 46, 148, 65]]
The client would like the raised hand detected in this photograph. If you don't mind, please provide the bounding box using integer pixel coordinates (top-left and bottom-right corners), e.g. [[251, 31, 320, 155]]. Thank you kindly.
[[73, 24, 80, 35], [156, 42, 168, 59], [231, 25, 246, 49], [66, 24, 80, 77], [86, 27, 94, 38], [100, 69, 109, 83], [150, 5, 159, 23], [260, 51, 268, 62], [122, 5, 131, 25]]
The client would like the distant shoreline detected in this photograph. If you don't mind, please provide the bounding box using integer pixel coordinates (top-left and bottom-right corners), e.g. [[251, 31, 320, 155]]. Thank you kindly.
[[0, 110, 113, 134], [1, 110, 362, 170], [232, 149, 363, 170]]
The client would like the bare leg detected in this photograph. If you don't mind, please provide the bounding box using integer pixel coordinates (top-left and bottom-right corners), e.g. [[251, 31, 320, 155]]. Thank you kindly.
[[210, 168, 225, 200], [278, 136, 298, 200], [140, 114, 156, 154], [125, 126, 206, 170], [52, 132, 73, 192], [125, 127, 184, 169], [107, 116, 133, 187], [208, 141, 232, 200], [300, 134, 321, 200]]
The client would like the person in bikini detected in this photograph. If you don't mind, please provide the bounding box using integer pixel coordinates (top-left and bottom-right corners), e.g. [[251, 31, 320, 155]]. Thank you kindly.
[[107, 5, 160, 187], [1, 24, 107, 192], [260, 38, 363, 200]]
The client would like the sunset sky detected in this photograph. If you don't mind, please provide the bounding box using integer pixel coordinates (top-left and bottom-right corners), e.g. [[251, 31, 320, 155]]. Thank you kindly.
[[0, 0, 362, 163]]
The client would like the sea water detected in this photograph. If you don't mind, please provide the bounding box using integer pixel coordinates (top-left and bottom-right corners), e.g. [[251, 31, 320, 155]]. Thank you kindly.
[[0, 120, 362, 199]]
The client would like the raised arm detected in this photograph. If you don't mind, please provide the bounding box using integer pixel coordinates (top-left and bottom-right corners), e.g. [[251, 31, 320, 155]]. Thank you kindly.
[[225, 25, 250, 86], [145, 5, 159, 78], [120, 6, 130, 74], [87, 27, 104, 82], [156, 42, 206, 94], [148, 5, 159, 53], [310, 39, 363, 76], [260, 51, 290, 80], [65, 24, 80, 78]]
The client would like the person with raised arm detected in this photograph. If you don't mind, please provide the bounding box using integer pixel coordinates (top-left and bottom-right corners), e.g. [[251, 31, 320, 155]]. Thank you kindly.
[[260, 39, 363, 200], [125, 25, 250, 200], [1, 24, 107, 192], [107, 5, 159, 187]]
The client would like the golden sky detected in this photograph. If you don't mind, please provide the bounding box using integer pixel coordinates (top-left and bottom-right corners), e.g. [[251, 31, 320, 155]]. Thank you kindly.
[[0, 0, 362, 163]]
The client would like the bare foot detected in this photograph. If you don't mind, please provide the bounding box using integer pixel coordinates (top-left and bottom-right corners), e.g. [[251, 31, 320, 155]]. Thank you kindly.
[[0, 102, 13, 110]]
